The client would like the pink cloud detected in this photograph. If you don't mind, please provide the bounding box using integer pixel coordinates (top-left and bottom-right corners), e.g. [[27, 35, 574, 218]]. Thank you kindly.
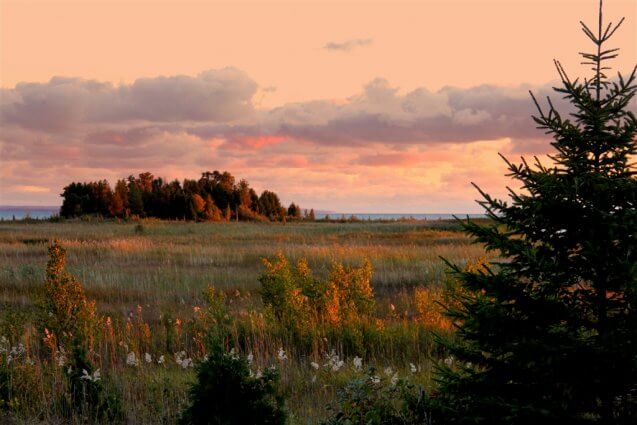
[[2, 68, 609, 211], [356, 152, 424, 167], [222, 135, 287, 151]]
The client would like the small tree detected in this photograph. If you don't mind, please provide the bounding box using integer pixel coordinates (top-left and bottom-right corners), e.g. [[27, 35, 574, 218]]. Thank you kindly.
[[433, 2, 637, 424], [39, 243, 122, 421], [180, 340, 287, 425], [40, 243, 97, 350], [287, 203, 301, 219]]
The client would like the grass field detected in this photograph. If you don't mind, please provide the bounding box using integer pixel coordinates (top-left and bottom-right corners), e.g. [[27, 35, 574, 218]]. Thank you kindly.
[[0, 219, 493, 424]]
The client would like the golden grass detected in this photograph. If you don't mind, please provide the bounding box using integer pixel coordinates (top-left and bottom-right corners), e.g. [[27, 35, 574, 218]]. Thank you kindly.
[[0, 219, 493, 424]]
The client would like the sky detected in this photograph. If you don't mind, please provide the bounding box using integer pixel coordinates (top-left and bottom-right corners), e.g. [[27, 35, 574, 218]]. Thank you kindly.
[[1, 0, 635, 212]]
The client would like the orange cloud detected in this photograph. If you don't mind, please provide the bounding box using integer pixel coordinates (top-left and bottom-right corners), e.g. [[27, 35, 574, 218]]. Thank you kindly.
[[14, 185, 50, 193], [356, 152, 424, 167], [222, 135, 287, 151]]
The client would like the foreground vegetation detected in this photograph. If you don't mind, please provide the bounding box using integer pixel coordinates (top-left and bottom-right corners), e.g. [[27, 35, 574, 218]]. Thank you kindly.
[[0, 219, 488, 423]]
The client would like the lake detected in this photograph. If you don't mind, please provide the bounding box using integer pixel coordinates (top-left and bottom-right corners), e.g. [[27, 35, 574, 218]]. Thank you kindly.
[[0, 206, 60, 220], [0, 207, 484, 221]]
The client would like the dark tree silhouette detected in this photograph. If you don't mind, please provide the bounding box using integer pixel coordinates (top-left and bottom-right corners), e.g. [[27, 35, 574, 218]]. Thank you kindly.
[[258, 190, 284, 220], [59, 170, 294, 222], [287, 203, 301, 218], [434, 2, 637, 424]]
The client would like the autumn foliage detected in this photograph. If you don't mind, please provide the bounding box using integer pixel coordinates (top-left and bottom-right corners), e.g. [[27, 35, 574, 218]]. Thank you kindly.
[[259, 253, 375, 330], [60, 170, 307, 222]]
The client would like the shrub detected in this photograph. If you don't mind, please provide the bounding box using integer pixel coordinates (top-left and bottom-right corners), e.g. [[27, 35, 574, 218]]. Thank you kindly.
[[180, 340, 287, 425], [63, 345, 123, 422], [259, 253, 309, 324], [259, 254, 375, 329], [134, 223, 145, 234], [326, 259, 375, 325], [39, 242, 97, 352], [323, 368, 432, 425], [38, 243, 122, 421]]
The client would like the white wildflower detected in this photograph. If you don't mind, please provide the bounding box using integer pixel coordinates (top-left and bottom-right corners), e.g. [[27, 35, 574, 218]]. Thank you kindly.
[[410, 363, 417, 373], [332, 360, 344, 372], [80, 369, 101, 382], [158, 355, 165, 364], [323, 350, 343, 371], [277, 347, 287, 361], [384, 367, 393, 376], [390, 372, 399, 386], [144, 353, 152, 363], [247, 353, 254, 365], [175, 351, 192, 368], [444, 356, 454, 366], [370, 375, 381, 384], [126, 352, 139, 367], [255, 369, 263, 378], [80, 369, 90, 380], [56, 349, 67, 367], [310, 361, 319, 370], [352, 356, 363, 371]]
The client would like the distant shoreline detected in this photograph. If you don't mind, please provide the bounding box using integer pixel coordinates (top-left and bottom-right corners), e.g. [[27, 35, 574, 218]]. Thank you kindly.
[[0, 206, 485, 221]]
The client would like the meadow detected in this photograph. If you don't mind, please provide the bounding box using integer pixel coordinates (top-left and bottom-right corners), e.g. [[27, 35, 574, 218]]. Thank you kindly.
[[0, 218, 493, 424]]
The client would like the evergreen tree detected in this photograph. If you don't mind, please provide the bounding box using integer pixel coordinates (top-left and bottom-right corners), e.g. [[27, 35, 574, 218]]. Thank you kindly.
[[287, 203, 301, 218], [179, 339, 287, 425], [127, 180, 145, 217], [434, 2, 637, 424]]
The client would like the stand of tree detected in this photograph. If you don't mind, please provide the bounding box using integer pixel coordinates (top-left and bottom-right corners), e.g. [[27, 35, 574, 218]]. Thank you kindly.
[[59, 171, 314, 222]]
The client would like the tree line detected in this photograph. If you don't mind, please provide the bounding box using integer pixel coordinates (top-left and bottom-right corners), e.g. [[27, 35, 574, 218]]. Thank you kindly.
[[59, 170, 315, 222]]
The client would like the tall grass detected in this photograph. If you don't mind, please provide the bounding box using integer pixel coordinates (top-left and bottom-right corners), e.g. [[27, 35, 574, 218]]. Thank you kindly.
[[0, 220, 492, 423]]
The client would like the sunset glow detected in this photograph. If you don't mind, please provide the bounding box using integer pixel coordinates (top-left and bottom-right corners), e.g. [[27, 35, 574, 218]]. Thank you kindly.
[[1, 0, 635, 212]]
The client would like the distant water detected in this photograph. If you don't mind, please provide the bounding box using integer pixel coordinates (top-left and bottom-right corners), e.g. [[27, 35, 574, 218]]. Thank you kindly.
[[315, 213, 485, 220], [0, 206, 59, 220], [0, 207, 484, 221]]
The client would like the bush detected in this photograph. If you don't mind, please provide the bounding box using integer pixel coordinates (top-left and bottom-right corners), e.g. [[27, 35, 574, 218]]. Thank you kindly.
[[323, 368, 432, 425], [259, 254, 375, 328], [180, 340, 287, 425], [38, 243, 122, 422], [39, 243, 98, 350], [63, 345, 123, 422]]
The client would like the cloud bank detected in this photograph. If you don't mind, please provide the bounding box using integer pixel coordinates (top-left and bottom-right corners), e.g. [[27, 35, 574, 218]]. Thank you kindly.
[[0, 68, 257, 131], [1, 68, 590, 211]]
